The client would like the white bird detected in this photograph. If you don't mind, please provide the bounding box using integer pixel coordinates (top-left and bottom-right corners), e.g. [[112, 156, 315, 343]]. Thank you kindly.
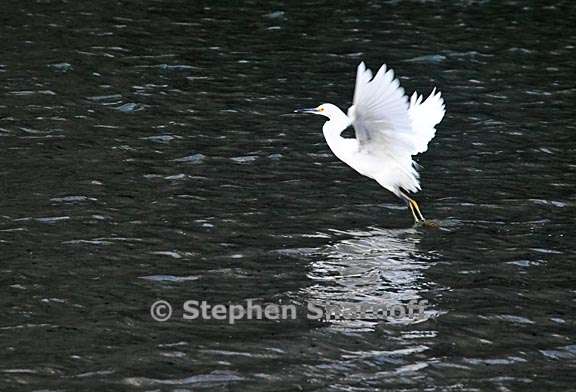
[[295, 62, 445, 224]]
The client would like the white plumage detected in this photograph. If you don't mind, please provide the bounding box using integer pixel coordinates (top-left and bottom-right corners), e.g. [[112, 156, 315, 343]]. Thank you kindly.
[[295, 62, 446, 223]]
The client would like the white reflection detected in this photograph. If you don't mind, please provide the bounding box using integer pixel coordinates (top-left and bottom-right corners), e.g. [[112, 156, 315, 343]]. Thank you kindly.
[[300, 226, 440, 328]]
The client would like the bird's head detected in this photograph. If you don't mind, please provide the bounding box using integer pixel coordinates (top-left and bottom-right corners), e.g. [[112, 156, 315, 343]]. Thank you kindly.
[[294, 103, 344, 120]]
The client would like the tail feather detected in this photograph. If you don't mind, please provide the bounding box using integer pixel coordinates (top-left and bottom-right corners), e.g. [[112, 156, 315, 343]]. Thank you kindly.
[[408, 88, 445, 155]]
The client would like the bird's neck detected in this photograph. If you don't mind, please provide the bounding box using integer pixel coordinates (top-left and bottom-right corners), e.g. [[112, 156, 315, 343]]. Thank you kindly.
[[322, 115, 353, 159], [323, 111, 351, 137]]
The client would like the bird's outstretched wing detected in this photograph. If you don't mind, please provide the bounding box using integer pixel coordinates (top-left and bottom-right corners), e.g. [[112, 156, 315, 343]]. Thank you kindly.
[[350, 62, 445, 158], [349, 62, 416, 159], [348, 62, 445, 194], [408, 88, 445, 154]]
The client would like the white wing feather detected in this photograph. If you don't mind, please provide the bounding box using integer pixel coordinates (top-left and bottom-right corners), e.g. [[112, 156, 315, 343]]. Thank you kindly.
[[348, 62, 445, 195], [408, 88, 446, 154], [350, 62, 415, 155]]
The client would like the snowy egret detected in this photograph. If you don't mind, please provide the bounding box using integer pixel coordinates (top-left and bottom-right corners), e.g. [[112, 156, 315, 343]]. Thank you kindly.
[[295, 62, 445, 224]]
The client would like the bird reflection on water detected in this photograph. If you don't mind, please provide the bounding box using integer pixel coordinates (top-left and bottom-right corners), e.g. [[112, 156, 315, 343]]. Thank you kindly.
[[298, 227, 442, 328]]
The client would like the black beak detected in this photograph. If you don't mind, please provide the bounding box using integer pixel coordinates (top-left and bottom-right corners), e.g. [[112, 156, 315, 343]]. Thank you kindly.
[[294, 108, 318, 114]]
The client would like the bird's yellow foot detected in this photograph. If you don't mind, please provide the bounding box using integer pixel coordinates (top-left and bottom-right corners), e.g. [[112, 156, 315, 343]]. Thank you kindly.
[[419, 220, 440, 229], [399, 191, 437, 227], [407, 199, 439, 228]]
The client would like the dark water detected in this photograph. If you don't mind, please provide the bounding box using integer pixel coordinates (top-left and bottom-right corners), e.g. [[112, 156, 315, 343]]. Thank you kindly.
[[1, 1, 575, 391]]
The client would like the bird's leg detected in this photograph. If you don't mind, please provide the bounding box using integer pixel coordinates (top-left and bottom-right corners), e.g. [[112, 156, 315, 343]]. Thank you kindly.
[[408, 196, 439, 228], [407, 200, 421, 223], [410, 198, 426, 222], [399, 191, 425, 223]]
